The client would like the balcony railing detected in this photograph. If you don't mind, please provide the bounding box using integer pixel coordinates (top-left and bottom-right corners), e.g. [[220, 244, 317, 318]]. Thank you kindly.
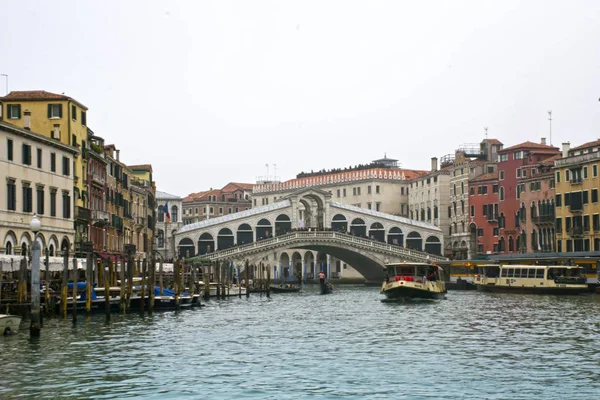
[[136, 216, 146, 226], [75, 206, 91, 221], [532, 214, 555, 225], [568, 226, 584, 238], [570, 178, 583, 185], [92, 210, 110, 226], [92, 173, 106, 186]]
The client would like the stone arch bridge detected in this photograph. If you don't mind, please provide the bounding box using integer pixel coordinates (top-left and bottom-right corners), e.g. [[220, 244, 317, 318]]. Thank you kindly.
[[175, 188, 447, 282]]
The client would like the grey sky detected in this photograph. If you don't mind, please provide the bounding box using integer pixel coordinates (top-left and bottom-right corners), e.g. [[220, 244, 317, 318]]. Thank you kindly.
[[2, 1, 600, 197]]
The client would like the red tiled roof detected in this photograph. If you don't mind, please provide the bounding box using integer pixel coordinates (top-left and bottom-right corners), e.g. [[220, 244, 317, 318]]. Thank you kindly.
[[571, 139, 600, 151], [221, 182, 254, 192], [498, 141, 558, 153], [470, 171, 499, 182], [1, 90, 88, 109]]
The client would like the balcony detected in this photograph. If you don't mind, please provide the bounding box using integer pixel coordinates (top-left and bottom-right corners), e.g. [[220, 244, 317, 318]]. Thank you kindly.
[[75, 206, 91, 222], [92, 209, 110, 226], [91, 173, 106, 186], [136, 216, 146, 226], [570, 178, 583, 185], [486, 213, 498, 223], [532, 214, 554, 225], [568, 226, 584, 238]]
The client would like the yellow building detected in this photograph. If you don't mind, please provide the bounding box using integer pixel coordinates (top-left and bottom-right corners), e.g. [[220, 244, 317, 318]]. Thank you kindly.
[[129, 165, 156, 261], [554, 141, 600, 252], [1, 90, 92, 255]]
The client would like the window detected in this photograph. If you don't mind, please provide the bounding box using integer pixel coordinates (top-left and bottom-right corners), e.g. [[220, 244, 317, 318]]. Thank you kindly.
[[343, 189, 347, 197], [583, 190, 589, 204], [81, 111, 87, 126], [228, 208, 232, 214], [470, 187, 475, 196], [368, 186, 371, 194], [514, 151, 523, 160], [71, 105, 77, 120], [376, 202, 381, 211], [36, 148, 42, 168], [594, 165, 598, 178], [48, 104, 63, 119], [50, 189, 56, 217], [367, 203, 372, 210], [62, 191, 71, 218], [7, 104, 21, 119], [584, 166, 588, 179], [219, 207, 223, 215], [470, 205, 475, 217], [556, 194, 562, 207], [336, 189, 340, 197], [592, 189, 598, 203], [210, 207, 214, 214], [500, 187, 505, 201], [22, 144, 32, 165], [62, 156, 70, 176], [492, 184, 498, 194], [7, 139, 13, 161], [593, 214, 599, 231], [499, 154, 508, 162], [50, 153, 56, 172], [36, 186, 44, 215], [500, 171, 505, 180], [352, 187, 356, 196], [517, 169, 521, 178], [22, 183, 32, 213], [376, 185, 380, 194], [6, 179, 16, 210]]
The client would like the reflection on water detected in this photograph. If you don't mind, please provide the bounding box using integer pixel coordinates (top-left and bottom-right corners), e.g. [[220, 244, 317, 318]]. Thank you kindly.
[[1, 286, 600, 399]]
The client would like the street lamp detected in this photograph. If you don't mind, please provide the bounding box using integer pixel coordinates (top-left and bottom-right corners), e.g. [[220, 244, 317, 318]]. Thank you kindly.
[[30, 214, 42, 337]]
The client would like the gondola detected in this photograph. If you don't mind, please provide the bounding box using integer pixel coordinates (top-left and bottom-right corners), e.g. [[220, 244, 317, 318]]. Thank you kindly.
[[269, 284, 301, 293], [320, 281, 333, 295]]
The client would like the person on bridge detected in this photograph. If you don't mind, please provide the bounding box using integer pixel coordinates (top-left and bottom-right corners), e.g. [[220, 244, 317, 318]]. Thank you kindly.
[[319, 271, 325, 285]]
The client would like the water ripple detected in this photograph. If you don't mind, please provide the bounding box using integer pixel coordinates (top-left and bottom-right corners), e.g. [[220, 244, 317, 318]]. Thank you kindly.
[[1, 286, 600, 399]]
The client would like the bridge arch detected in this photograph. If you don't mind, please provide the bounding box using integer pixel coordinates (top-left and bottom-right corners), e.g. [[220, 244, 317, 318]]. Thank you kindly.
[[387, 227, 404, 246], [331, 214, 348, 232], [198, 233, 214, 255], [179, 237, 195, 259], [350, 218, 366, 237], [256, 218, 272, 240], [406, 231, 422, 251], [275, 214, 292, 235], [279, 252, 290, 280], [424, 236, 442, 255], [369, 222, 385, 242], [217, 228, 234, 251], [236, 223, 253, 245]]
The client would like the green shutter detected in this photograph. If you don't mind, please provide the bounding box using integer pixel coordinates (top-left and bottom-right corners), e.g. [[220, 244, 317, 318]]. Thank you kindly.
[[48, 104, 52, 118], [58, 104, 63, 118]]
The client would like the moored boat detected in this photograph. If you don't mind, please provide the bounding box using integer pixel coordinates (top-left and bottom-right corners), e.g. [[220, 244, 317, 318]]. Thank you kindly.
[[269, 283, 301, 293], [380, 262, 446, 300], [474, 264, 588, 294], [1, 314, 22, 335]]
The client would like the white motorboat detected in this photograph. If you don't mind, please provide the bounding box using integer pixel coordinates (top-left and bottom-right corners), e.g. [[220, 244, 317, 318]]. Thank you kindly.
[[1, 314, 22, 335]]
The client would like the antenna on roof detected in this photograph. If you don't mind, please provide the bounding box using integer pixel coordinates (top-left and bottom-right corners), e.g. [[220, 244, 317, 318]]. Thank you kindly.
[[484, 127, 488, 139], [548, 110, 553, 146]]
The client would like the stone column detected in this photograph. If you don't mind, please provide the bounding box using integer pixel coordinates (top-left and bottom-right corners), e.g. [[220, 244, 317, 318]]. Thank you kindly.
[[289, 260, 293, 282], [327, 254, 331, 279]]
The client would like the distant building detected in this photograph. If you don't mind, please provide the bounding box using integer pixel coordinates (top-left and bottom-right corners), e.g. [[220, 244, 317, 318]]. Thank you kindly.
[[156, 191, 184, 261], [182, 182, 253, 226]]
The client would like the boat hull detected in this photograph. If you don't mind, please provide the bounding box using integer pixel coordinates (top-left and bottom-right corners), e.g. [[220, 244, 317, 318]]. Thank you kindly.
[[320, 282, 333, 295], [381, 286, 446, 300], [269, 285, 301, 293], [476, 284, 588, 295], [0, 314, 22, 334]]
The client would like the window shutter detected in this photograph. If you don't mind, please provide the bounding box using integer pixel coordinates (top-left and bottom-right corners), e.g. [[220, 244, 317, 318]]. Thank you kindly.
[[48, 104, 52, 118], [16, 105, 21, 118], [58, 104, 63, 118]]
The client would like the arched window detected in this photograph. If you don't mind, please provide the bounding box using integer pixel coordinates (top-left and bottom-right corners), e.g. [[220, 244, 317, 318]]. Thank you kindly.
[[157, 229, 164, 248], [171, 205, 178, 223], [158, 205, 164, 222]]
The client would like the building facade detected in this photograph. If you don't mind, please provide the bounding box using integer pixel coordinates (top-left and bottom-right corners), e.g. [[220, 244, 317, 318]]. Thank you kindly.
[[156, 191, 183, 261], [183, 182, 253, 225], [0, 121, 78, 256], [468, 171, 500, 255], [555, 140, 600, 253]]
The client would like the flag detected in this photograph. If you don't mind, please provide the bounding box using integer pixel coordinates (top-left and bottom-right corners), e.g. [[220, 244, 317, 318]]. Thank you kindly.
[[162, 202, 171, 223]]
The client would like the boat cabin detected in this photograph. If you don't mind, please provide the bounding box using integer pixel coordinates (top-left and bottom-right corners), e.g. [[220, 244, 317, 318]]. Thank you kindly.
[[385, 263, 440, 283]]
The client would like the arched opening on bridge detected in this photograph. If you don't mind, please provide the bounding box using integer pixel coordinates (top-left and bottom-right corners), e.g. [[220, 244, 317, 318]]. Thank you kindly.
[[387, 227, 404, 246], [350, 218, 366, 237], [197, 233, 214, 255], [304, 251, 315, 279], [406, 231, 422, 251], [298, 192, 326, 229], [279, 252, 290, 281], [369, 222, 385, 242], [217, 228, 234, 251], [236, 223, 253, 245], [331, 214, 347, 232], [178, 238, 195, 259], [275, 214, 292, 235], [256, 218, 272, 240], [291, 252, 302, 281], [424, 236, 442, 255], [317, 252, 327, 273]]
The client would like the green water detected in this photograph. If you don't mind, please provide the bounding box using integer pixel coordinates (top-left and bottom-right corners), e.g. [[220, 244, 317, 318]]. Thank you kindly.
[[2, 286, 600, 399]]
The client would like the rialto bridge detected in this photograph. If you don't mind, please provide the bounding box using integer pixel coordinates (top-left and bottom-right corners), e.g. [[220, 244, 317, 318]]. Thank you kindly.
[[174, 188, 447, 282]]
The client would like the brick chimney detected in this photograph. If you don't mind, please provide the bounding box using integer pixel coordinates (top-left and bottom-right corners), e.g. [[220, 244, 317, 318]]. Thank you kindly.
[[24, 109, 31, 130], [116, 149, 120, 161], [541, 137, 546, 145], [562, 142, 570, 158]]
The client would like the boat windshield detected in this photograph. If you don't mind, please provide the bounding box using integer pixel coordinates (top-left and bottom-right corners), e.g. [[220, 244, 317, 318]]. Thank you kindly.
[[547, 267, 583, 279]]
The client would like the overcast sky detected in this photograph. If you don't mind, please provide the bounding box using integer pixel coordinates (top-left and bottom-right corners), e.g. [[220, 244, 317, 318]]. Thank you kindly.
[[2, 1, 600, 197]]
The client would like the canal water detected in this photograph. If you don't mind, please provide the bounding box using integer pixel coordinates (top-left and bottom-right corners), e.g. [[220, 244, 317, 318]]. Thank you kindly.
[[2, 286, 600, 399]]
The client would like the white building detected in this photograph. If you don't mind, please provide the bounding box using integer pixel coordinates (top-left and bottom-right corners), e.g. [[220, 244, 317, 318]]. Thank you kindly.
[[155, 190, 183, 261], [0, 121, 78, 256]]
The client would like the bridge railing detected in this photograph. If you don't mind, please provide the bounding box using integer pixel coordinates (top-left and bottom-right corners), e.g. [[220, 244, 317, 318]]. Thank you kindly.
[[192, 231, 447, 263]]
